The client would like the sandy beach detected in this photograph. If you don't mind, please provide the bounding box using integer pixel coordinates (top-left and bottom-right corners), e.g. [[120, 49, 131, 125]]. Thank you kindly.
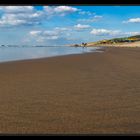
[[0, 47, 140, 134]]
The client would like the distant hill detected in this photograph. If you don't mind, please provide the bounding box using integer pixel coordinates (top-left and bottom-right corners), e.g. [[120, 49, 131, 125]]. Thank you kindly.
[[71, 35, 140, 47], [87, 35, 140, 47]]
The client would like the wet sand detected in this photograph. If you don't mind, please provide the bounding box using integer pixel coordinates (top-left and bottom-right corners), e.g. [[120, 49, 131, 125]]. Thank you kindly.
[[0, 47, 140, 134]]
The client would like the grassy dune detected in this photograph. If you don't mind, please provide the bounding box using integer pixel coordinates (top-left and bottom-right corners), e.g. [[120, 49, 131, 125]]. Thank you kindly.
[[72, 35, 140, 47]]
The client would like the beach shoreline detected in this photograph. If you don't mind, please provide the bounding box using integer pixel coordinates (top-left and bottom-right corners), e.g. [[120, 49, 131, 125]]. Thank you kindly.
[[0, 47, 140, 134], [0, 46, 104, 64]]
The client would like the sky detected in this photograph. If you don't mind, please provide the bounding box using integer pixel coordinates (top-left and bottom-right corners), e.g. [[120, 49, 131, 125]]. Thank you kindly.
[[0, 6, 140, 45]]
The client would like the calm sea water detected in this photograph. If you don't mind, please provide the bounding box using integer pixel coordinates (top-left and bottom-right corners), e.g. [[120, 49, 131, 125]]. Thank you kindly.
[[0, 46, 102, 62]]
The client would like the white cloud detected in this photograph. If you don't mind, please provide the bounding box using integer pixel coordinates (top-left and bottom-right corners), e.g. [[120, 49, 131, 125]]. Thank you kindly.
[[78, 11, 95, 16], [74, 24, 91, 30], [123, 18, 140, 23], [0, 6, 34, 13], [78, 15, 102, 22], [29, 30, 61, 42], [43, 30, 58, 36], [54, 6, 78, 13], [0, 6, 101, 28], [124, 31, 140, 36], [29, 26, 76, 43], [90, 28, 140, 37], [94, 15, 103, 19], [30, 31, 41, 36], [0, 15, 26, 26], [44, 6, 79, 16], [90, 29, 121, 36], [0, 6, 44, 26], [30, 30, 58, 37], [54, 27, 71, 32], [0, 6, 79, 27], [0, 13, 43, 26]]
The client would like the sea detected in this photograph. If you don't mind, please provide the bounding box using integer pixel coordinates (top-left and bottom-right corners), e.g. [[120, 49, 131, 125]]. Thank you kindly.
[[0, 45, 103, 63]]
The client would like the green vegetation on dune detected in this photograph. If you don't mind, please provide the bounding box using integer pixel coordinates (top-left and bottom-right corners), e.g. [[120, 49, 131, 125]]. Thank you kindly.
[[88, 35, 140, 46], [130, 35, 140, 38], [71, 35, 140, 47]]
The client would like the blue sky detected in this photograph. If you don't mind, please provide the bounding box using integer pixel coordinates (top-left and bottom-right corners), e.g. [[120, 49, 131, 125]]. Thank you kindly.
[[0, 6, 140, 45]]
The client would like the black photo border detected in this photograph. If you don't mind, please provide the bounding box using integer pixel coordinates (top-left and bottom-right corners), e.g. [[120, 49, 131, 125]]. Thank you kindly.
[[0, 0, 140, 5]]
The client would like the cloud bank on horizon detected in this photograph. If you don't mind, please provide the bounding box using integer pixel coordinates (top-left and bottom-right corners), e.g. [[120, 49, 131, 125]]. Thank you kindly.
[[0, 6, 140, 45]]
